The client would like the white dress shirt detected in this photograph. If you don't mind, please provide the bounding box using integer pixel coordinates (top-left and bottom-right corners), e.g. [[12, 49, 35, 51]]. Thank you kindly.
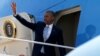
[[41, 24, 53, 53]]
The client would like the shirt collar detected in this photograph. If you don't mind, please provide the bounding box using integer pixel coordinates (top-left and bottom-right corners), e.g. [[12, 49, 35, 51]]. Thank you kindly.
[[46, 24, 53, 28]]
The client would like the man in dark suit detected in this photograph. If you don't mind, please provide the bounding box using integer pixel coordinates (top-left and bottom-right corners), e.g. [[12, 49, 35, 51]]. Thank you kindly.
[[11, 2, 66, 56]]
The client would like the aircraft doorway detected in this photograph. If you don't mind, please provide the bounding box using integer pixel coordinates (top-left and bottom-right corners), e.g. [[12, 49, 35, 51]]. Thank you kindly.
[[54, 6, 81, 55]]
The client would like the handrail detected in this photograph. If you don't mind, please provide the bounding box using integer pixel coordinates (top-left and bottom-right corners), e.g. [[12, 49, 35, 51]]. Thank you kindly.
[[0, 36, 75, 49]]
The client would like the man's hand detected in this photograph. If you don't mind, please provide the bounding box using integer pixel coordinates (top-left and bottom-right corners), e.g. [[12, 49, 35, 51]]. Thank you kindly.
[[11, 2, 16, 15]]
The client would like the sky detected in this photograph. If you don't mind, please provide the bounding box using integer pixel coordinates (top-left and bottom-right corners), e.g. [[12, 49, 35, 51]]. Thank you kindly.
[[0, 0, 66, 21]]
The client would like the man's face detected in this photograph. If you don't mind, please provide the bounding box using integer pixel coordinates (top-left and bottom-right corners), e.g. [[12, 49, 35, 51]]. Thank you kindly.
[[44, 12, 54, 25]]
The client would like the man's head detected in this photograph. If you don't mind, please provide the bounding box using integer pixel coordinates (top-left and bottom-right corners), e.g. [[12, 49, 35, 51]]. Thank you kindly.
[[44, 10, 55, 25]]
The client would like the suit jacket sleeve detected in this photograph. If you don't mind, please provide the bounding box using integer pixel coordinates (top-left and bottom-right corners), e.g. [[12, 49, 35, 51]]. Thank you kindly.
[[57, 29, 66, 56], [14, 14, 36, 31]]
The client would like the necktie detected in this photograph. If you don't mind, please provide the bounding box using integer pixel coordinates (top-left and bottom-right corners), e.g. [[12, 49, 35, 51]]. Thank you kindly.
[[43, 26, 49, 41], [41, 26, 49, 53]]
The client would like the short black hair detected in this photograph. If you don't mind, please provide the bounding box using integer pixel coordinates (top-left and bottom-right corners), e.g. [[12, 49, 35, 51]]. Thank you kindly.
[[46, 10, 55, 17]]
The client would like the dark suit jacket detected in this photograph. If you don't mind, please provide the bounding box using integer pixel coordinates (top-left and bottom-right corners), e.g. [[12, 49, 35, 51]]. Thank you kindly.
[[14, 15, 66, 56]]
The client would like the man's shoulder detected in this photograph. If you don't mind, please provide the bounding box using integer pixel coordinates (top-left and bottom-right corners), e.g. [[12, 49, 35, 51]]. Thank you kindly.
[[36, 21, 45, 25], [36, 21, 45, 27], [53, 25, 62, 32]]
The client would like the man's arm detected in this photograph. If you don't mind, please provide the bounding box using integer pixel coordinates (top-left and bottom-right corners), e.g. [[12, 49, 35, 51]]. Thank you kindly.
[[11, 2, 16, 16], [14, 15, 36, 30], [11, 2, 36, 30]]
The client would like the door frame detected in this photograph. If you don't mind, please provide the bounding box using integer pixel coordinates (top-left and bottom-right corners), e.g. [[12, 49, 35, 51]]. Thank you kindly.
[[54, 6, 81, 24]]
